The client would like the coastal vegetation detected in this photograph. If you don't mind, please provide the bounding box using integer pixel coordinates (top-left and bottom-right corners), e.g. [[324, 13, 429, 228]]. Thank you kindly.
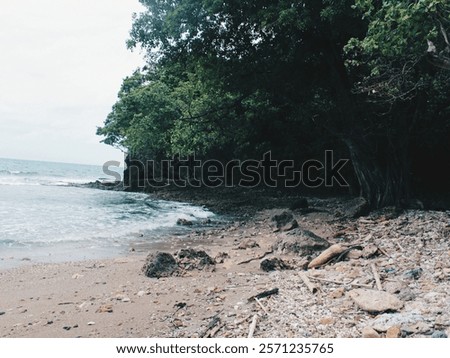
[[98, 0, 450, 209]]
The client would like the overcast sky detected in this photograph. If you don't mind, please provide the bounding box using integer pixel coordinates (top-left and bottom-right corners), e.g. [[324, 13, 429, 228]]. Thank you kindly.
[[0, 0, 145, 165]]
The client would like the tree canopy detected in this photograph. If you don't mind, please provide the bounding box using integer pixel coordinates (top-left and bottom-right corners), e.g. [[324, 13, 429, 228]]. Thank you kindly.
[[98, 0, 450, 208]]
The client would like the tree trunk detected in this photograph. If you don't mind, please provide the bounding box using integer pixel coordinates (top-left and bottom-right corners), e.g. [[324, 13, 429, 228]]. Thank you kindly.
[[344, 136, 411, 209]]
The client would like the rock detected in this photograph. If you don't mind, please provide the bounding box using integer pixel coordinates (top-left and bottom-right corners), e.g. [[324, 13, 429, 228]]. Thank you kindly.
[[362, 326, 380, 338], [347, 250, 363, 260], [237, 239, 259, 250], [319, 317, 335, 325], [344, 197, 370, 218], [137, 291, 146, 297], [280, 220, 299, 232], [260, 258, 291, 272], [330, 287, 345, 299], [176, 218, 193, 226], [271, 211, 294, 229], [384, 281, 408, 294], [404, 268, 423, 280], [289, 198, 309, 210], [431, 331, 448, 338], [214, 252, 229, 264], [175, 249, 215, 271], [386, 326, 401, 338], [142, 252, 178, 278], [362, 244, 379, 258], [96, 304, 113, 313], [63, 326, 71, 331], [0, 311, 5, 316], [402, 321, 432, 335], [87, 321, 95, 326], [397, 288, 416, 302], [273, 229, 330, 256], [371, 313, 425, 332], [122, 297, 131, 303], [72, 274, 83, 279], [349, 289, 404, 313]]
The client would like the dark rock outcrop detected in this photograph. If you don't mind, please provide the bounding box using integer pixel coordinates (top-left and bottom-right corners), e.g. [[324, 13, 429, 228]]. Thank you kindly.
[[260, 258, 291, 272], [175, 249, 215, 271], [142, 252, 178, 278], [273, 229, 330, 256]]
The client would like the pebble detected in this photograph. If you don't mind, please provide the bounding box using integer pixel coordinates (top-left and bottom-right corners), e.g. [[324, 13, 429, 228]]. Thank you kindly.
[[431, 331, 448, 338], [362, 326, 380, 338], [386, 326, 401, 338], [0, 311, 5, 316], [371, 313, 426, 332], [87, 322, 95, 326]]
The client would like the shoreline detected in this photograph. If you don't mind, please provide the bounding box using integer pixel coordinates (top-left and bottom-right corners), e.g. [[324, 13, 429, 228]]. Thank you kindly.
[[1, 190, 449, 338]]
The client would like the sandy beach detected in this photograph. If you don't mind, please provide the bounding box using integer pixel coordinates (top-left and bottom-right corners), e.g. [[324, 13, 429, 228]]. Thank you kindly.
[[1, 190, 449, 338]]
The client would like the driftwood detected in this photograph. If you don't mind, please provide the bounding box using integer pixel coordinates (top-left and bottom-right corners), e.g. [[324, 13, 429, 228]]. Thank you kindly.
[[248, 315, 258, 338], [255, 297, 269, 315], [308, 276, 373, 289], [248, 288, 279, 302], [371, 263, 383, 291], [238, 250, 273, 265], [299, 272, 318, 294], [308, 244, 345, 268]]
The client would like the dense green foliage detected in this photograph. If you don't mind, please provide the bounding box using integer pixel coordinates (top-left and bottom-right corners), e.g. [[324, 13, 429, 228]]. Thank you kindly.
[[98, 0, 450, 207]]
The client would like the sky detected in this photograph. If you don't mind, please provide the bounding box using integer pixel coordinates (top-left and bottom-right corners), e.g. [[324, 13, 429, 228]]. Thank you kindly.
[[0, 0, 145, 165]]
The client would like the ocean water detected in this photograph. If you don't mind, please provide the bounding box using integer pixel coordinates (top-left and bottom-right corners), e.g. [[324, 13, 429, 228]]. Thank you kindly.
[[0, 158, 214, 269]]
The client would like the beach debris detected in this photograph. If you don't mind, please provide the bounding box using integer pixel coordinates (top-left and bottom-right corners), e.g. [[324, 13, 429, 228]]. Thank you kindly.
[[254, 297, 269, 315], [200, 316, 221, 338], [308, 244, 345, 269], [238, 250, 273, 265], [248, 288, 279, 302], [260, 257, 291, 272], [248, 315, 258, 338], [386, 326, 401, 338], [142, 252, 178, 278], [362, 244, 380, 259], [175, 249, 215, 271], [273, 229, 330, 256], [362, 326, 381, 338], [370, 263, 383, 291], [299, 272, 318, 294], [349, 289, 404, 313], [96, 304, 113, 313], [176, 218, 193, 226]]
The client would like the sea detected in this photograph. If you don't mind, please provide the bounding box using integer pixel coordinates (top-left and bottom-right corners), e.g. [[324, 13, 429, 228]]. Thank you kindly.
[[0, 157, 214, 269]]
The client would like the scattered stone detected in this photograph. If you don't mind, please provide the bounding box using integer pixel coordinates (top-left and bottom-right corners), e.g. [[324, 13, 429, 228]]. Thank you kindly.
[[402, 321, 432, 335], [214, 252, 229, 264], [397, 288, 416, 302], [386, 326, 401, 338], [0, 311, 5, 316], [347, 250, 363, 260], [137, 291, 146, 297], [349, 289, 404, 313], [404, 268, 423, 280], [280, 220, 299, 232], [96, 305, 113, 313], [260, 258, 291, 272], [362, 244, 379, 258], [273, 229, 330, 256], [362, 326, 380, 338], [72, 274, 83, 279], [289, 198, 309, 211], [319, 317, 335, 325], [384, 281, 407, 294], [237, 239, 259, 250], [87, 322, 95, 326], [176, 218, 193, 226], [63, 326, 71, 331], [344, 197, 369, 218], [122, 297, 131, 303], [330, 287, 345, 299], [46, 320, 53, 325], [371, 313, 425, 332], [271, 212, 294, 229], [142, 252, 178, 278], [431, 331, 448, 338], [176, 249, 215, 271]]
